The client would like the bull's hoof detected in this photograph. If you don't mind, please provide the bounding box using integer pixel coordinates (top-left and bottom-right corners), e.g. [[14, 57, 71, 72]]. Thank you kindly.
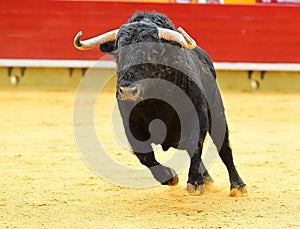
[[161, 168, 179, 186], [151, 166, 179, 186], [186, 183, 206, 196], [166, 174, 179, 186], [229, 185, 248, 197]]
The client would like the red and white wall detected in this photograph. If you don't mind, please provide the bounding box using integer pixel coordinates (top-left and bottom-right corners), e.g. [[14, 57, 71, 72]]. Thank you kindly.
[[0, 0, 299, 63]]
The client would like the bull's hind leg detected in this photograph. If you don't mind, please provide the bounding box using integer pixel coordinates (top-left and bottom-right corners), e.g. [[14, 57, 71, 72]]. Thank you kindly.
[[134, 151, 179, 186], [218, 129, 247, 196], [211, 124, 247, 196]]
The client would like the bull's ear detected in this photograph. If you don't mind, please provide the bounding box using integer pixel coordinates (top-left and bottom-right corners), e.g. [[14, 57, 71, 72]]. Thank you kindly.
[[100, 41, 116, 53]]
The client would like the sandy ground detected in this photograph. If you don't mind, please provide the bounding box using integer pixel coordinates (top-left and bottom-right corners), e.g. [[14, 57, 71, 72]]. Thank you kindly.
[[0, 88, 300, 228]]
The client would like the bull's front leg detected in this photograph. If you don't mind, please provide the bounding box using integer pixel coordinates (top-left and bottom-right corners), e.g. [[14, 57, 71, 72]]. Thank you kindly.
[[134, 151, 179, 186], [127, 122, 178, 186], [187, 150, 206, 195]]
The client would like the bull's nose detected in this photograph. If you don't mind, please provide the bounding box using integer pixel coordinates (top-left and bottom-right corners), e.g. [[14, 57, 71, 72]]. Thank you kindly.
[[117, 85, 141, 101]]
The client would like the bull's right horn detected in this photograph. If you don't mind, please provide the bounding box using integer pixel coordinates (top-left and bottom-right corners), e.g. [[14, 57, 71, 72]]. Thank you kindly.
[[74, 29, 119, 50]]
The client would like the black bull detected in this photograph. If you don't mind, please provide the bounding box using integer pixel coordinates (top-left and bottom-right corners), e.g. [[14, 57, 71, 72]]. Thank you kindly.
[[75, 12, 246, 196]]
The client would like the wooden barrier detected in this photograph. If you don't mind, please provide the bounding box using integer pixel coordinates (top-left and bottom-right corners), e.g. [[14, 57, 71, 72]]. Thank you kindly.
[[0, 59, 299, 72], [1, 0, 299, 64]]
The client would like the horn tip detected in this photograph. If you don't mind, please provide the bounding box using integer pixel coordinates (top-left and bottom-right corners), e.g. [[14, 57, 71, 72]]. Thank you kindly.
[[74, 31, 83, 49], [177, 27, 197, 49], [74, 31, 83, 40]]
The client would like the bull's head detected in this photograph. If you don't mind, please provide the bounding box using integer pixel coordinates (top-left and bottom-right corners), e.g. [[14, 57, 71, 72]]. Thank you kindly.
[[74, 23, 197, 102]]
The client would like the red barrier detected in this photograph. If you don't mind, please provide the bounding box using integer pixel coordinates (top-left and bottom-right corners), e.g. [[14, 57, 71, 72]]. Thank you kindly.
[[0, 1, 299, 63]]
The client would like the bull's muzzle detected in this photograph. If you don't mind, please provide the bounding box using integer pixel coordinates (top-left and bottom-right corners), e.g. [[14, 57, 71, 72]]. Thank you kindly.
[[117, 85, 142, 101]]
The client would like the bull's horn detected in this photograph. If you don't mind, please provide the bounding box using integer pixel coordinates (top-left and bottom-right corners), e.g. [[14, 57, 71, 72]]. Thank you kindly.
[[158, 27, 196, 49], [74, 29, 119, 50], [177, 27, 197, 49]]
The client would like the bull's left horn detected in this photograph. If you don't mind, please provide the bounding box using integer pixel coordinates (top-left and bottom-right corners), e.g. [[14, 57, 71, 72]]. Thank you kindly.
[[74, 29, 119, 50], [157, 27, 196, 49]]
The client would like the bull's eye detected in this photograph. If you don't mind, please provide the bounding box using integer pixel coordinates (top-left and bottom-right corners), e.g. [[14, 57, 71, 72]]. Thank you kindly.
[[147, 54, 155, 61], [118, 87, 123, 94], [132, 87, 138, 96]]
